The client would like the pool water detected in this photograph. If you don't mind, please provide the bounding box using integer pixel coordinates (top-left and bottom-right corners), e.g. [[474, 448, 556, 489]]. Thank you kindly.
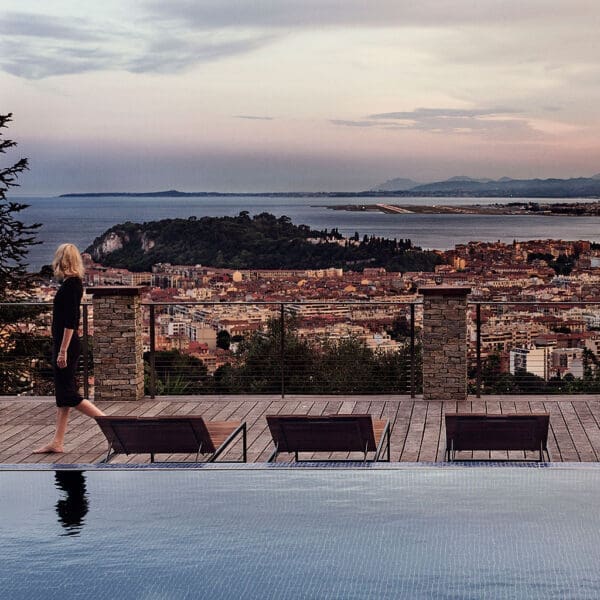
[[1, 467, 599, 599]]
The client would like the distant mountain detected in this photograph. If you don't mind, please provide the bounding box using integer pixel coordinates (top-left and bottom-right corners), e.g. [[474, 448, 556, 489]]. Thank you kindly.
[[370, 175, 600, 197], [63, 172, 600, 200], [445, 176, 494, 183], [410, 177, 600, 197], [372, 177, 420, 192], [372, 175, 494, 192], [60, 190, 212, 198]]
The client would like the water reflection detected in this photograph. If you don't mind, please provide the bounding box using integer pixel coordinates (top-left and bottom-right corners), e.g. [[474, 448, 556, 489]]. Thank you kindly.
[[54, 470, 88, 536]]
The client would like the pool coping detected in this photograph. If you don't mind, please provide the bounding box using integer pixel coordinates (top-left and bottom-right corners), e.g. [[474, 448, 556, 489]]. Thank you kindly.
[[2, 461, 600, 471]]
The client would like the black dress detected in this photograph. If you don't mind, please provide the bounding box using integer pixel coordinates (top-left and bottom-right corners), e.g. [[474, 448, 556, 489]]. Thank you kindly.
[[52, 277, 84, 407]]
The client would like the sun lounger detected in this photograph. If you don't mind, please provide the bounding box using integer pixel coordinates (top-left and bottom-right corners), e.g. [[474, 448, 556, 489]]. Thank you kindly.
[[95, 415, 247, 463], [444, 413, 550, 462], [266, 414, 390, 462]]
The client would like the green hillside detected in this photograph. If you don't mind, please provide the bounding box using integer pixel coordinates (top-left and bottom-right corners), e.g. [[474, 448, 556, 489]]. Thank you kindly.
[[86, 212, 443, 272]]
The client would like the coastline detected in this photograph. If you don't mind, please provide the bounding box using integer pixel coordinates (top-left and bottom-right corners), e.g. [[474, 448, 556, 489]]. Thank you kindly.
[[321, 200, 600, 217]]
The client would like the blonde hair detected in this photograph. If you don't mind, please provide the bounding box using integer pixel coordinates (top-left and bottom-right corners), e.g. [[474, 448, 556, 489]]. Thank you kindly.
[[52, 243, 84, 280]]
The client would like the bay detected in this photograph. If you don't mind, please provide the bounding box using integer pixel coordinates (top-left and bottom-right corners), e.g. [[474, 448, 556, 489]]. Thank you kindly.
[[12, 194, 600, 271]]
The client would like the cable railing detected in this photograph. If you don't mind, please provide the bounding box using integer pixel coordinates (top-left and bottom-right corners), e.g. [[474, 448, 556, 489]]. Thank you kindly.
[[2, 299, 600, 398], [0, 302, 92, 398], [469, 301, 600, 395], [143, 301, 421, 397]]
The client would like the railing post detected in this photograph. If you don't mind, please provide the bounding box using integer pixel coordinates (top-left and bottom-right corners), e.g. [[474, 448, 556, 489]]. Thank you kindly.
[[410, 303, 416, 398], [419, 286, 471, 402], [476, 303, 482, 398], [149, 303, 156, 399], [280, 303, 285, 399], [82, 304, 89, 399], [91, 287, 145, 401]]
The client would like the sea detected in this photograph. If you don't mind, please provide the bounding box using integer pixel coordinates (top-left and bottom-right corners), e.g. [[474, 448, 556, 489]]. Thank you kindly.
[[12, 194, 600, 271]]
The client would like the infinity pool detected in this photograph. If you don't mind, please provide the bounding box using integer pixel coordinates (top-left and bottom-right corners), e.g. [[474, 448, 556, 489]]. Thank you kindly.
[[1, 467, 599, 599]]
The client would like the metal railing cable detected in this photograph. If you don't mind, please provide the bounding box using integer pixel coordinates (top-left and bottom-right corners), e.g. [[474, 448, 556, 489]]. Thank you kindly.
[[4, 298, 599, 398], [0, 302, 92, 398], [469, 301, 600, 396], [144, 300, 420, 398]]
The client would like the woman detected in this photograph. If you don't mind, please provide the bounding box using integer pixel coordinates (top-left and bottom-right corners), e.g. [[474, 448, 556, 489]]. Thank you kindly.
[[34, 244, 104, 454]]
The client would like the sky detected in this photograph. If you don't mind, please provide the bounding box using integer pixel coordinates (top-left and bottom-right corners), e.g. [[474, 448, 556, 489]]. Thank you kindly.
[[2, 0, 600, 194]]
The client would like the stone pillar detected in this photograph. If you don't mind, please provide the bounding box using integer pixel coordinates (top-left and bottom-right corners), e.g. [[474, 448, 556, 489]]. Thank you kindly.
[[419, 286, 471, 402], [91, 287, 145, 401]]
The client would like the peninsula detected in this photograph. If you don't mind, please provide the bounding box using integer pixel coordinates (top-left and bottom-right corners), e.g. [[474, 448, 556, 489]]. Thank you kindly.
[[85, 212, 442, 272], [325, 201, 600, 216]]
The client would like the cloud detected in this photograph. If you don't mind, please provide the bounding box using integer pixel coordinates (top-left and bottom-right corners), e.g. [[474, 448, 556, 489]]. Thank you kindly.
[[147, 0, 594, 29], [0, 41, 120, 79], [332, 107, 543, 139], [330, 120, 381, 128], [125, 34, 277, 74], [0, 10, 277, 79], [0, 11, 102, 41], [234, 115, 274, 120], [368, 107, 518, 120], [3, 2, 599, 84], [0, 11, 123, 78]]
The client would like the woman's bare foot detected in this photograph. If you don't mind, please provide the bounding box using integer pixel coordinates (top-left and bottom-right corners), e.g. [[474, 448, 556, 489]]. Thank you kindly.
[[33, 443, 64, 454]]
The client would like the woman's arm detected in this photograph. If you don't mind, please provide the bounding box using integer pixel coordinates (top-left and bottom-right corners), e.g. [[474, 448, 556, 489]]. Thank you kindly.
[[57, 278, 82, 368], [56, 328, 74, 368]]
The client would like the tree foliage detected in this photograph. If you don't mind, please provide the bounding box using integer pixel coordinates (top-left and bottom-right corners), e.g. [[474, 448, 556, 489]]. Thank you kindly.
[[0, 113, 42, 394], [144, 319, 419, 395], [216, 330, 231, 350], [86, 212, 444, 273], [527, 250, 577, 275], [144, 349, 209, 394], [0, 113, 40, 294], [474, 351, 600, 395]]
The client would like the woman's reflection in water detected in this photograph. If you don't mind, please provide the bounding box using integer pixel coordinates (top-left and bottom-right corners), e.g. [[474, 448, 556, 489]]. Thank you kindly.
[[55, 470, 89, 536]]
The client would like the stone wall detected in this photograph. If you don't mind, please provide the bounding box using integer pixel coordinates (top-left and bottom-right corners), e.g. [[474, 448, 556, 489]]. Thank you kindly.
[[91, 287, 144, 401], [420, 287, 471, 402]]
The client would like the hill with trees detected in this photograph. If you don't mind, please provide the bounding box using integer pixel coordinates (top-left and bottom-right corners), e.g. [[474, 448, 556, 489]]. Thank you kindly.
[[85, 211, 443, 272]]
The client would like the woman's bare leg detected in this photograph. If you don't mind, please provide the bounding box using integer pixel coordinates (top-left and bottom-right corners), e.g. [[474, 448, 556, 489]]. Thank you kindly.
[[33, 407, 70, 453], [75, 399, 105, 418], [33, 401, 103, 453]]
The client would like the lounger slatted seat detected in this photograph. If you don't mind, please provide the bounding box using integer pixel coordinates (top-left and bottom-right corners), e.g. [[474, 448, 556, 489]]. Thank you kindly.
[[266, 414, 390, 462], [445, 413, 550, 462], [95, 416, 246, 463]]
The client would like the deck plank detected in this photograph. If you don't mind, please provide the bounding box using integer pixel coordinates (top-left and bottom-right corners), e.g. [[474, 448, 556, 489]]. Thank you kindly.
[[418, 401, 441, 462], [572, 401, 600, 461], [1, 395, 599, 464], [543, 400, 579, 462], [400, 401, 427, 462], [392, 401, 415, 462], [559, 401, 596, 462]]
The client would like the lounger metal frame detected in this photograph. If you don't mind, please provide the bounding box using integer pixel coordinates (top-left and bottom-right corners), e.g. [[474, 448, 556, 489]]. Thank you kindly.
[[266, 415, 391, 463], [444, 413, 551, 462], [96, 416, 247, 464]]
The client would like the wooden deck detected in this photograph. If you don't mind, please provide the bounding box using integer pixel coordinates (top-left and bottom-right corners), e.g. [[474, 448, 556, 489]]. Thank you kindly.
[[2, 395, 600, 464]]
